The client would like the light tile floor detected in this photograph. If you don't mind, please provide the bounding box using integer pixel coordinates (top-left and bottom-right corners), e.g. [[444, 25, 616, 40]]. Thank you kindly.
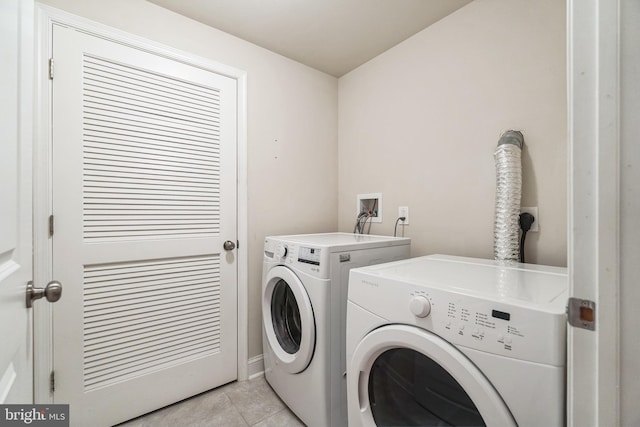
[[116, 376, 305, 427]]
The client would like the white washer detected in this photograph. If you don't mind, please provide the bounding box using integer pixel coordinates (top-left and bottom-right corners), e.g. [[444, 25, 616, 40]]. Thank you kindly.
[[262, 233, 411, 427], [346, 254, 568, 427]]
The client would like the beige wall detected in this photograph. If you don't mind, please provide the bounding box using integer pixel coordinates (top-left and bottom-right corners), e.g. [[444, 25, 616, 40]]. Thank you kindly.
[[38, 0, 568, 364], [38, 0, 339, 359], [338, 0, 567, 267], [620, 0, 640, 423]]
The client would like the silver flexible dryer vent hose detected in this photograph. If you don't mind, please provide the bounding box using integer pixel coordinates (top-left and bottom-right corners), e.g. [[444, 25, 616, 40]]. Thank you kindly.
[[493, 130, 524, 261]]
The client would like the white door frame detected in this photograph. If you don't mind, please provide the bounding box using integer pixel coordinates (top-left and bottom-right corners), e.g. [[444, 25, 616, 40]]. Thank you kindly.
[[33, 4, 249, 403], [567, 0, 620, 425]]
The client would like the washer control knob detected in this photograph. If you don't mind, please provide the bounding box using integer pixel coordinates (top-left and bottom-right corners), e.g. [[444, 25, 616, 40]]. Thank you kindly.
[[274, 244, 288, 260], [409, 296, 431, 318]]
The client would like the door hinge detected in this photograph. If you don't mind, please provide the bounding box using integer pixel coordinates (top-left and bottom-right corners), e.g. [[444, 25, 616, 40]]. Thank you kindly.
[[49, 371, 55, 393], [567, 297, 596, 331], [49, 215, 54, 237], [49, 58, 54, 79]]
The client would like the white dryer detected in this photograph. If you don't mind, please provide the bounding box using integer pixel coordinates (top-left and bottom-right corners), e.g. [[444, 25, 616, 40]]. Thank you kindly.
[[262, 233, 410, 427], [346, 254, 568, 427]]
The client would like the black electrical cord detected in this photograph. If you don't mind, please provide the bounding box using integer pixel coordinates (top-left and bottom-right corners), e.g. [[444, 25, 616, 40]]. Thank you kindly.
[[519, 232, 526, 263], [394, 217, 406, 237], [519, 213, 535, 263]]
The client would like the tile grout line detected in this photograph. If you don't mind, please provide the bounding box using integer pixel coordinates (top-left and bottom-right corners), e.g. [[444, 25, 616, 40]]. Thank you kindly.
[[222, 388, 252, 427]]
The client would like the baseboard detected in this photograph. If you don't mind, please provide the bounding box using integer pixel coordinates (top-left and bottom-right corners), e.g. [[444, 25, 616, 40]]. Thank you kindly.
[[247, 355, 264, 380]]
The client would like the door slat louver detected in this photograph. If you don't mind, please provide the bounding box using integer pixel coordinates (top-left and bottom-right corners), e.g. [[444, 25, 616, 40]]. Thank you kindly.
[[83, 255, 221, 391], [82, 54, 222, 242]]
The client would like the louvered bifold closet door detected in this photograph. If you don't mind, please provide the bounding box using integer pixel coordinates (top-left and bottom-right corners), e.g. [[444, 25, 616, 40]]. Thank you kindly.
[[51, 25, 238, 427]]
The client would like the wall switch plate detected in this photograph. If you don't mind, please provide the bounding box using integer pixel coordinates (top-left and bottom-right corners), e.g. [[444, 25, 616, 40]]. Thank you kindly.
[[398, 206, 409, 225], [520, 207, 539, 232]]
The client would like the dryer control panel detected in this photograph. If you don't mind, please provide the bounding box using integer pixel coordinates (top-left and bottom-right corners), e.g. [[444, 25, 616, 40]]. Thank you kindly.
[[348, 255, 569, 367], [351, 277, 566, 366]]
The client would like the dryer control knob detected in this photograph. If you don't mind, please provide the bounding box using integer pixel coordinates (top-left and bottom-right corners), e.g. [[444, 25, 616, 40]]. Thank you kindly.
[[274, 244, 288, 260], [409, 296, 431, 318]]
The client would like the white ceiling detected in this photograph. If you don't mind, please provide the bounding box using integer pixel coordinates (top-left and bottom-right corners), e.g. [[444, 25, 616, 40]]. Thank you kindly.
[[147, 0, 473, 77]]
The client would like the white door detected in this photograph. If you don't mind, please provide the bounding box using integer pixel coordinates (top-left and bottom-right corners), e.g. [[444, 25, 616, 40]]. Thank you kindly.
[[348, 325, 516, 427], [0, 0, 34, 405], [50, 24, 238, 426]]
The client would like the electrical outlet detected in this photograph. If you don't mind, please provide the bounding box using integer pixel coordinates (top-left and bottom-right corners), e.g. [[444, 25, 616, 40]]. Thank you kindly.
[[398, 206, 409, 225], [520, 207, 538, 232]]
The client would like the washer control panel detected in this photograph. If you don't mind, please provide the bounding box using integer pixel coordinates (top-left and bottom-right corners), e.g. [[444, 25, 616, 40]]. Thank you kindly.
[[264, 238, 329, 278], [297, 246, 321, 265], [273, 244, 288, 260]]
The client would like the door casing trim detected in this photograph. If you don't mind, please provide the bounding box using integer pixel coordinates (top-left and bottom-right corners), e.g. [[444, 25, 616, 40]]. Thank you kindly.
[[33, 4, 249, 402]]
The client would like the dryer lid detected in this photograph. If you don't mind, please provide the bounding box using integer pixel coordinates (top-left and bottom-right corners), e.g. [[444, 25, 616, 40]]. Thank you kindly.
[[352, 254, 568, 308]]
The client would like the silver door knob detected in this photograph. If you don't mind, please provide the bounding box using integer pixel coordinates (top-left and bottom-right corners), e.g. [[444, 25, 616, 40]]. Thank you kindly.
[[223, 240, 236, 251], [26, 280, 63, 308]]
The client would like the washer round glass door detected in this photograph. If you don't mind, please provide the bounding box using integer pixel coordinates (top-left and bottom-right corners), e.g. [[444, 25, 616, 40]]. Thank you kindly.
[[263, 266, 315, 374], [349, 325, 516, 427]]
